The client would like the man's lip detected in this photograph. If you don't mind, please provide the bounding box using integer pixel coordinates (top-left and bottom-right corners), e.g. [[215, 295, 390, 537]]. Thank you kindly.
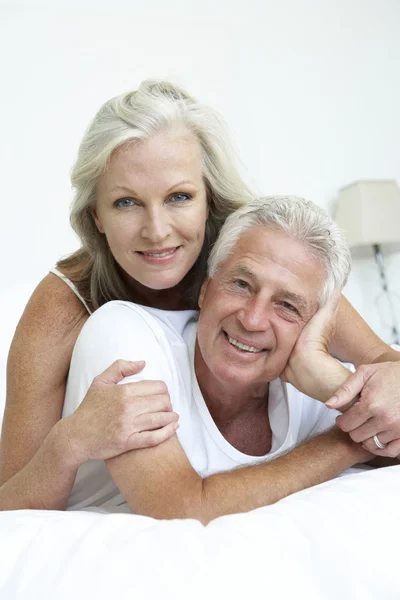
[[137, 246, 180, 254], [223, 331, 267, 352]]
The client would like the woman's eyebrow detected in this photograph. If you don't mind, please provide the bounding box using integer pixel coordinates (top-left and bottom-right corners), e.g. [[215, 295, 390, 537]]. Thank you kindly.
[[110, 185, 138, 195], [166, 180, 196, 193]]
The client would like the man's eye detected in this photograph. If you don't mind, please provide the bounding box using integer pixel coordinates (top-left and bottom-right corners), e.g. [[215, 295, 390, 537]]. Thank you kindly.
[[234, 279, 249, 290], [169, 193, 191, 203], [114, 198, 135, 208], [281, 301, 298, 313]]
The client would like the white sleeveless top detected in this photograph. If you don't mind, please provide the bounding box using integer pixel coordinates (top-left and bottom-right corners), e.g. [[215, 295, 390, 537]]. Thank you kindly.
[[49, 268, 92, 315]]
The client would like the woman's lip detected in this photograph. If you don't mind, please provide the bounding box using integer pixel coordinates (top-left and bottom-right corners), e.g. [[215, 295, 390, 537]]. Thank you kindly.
[[138, 247, 180, 254], [136, 246, 181, 264]]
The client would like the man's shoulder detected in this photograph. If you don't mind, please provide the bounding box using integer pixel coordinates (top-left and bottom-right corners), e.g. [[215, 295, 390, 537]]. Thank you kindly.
[[83, 301, 194, 342]]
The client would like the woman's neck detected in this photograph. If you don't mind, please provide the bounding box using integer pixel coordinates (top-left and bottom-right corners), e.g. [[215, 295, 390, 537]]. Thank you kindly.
[[122, 269, 198, 311]]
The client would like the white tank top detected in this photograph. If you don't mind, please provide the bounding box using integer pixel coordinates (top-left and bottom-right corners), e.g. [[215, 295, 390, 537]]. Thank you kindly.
[[49, 268, 93, 315]]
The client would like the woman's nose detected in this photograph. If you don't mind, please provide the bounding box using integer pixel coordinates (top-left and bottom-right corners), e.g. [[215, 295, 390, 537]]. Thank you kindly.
[[141, 209, 172, 243]]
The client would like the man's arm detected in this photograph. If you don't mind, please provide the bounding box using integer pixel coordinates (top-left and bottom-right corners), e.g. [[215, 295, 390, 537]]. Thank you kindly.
[[106, 425, 369, 525], [282, 297, 400, 460], [0, 360, 178, 511]]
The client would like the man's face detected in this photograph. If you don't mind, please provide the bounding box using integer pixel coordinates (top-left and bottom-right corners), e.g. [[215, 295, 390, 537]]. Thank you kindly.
[[196, 226, 326, 389]]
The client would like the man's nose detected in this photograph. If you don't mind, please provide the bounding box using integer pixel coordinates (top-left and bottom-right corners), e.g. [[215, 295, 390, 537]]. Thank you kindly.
[[237, 297, 272, 332], [141, 207, 172, 243]]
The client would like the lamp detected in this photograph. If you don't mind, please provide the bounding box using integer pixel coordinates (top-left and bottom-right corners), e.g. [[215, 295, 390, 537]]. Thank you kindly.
[[334, 180, 400, 344]]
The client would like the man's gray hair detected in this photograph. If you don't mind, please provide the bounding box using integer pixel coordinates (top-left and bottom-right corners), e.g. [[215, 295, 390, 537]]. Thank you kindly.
[[207, 196, 351, 305]]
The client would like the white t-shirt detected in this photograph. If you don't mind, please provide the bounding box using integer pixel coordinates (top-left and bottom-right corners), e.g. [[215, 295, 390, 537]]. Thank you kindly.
[[63, 301, 340, 512]]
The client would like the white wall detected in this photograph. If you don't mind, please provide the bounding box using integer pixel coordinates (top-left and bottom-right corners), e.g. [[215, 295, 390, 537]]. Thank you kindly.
[[1, 0, 400, 403]]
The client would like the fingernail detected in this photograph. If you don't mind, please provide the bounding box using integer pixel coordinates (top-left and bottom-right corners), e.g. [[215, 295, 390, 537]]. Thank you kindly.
[[326, 396, 338, 408]]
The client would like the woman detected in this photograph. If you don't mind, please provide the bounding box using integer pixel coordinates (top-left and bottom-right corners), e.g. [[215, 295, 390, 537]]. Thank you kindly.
[[0, 80, 399, 511]]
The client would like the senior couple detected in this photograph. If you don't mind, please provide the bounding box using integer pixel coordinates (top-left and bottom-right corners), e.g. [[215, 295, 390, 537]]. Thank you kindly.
[[56, 195, 393, 523]]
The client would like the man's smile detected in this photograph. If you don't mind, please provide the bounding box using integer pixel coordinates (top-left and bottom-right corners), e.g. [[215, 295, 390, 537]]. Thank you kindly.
[[223, 331, 267, 354]]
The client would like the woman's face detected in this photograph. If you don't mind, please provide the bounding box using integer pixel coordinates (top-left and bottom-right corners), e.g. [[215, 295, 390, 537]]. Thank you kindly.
[[94, 128, 209, 291]]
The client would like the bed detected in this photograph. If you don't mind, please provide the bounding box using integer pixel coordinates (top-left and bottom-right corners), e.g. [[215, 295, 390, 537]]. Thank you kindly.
[[1, 289, 399, 599], [0, 464, 399, 599]]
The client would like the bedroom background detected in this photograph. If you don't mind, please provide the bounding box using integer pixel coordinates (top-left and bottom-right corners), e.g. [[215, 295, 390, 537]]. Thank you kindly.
[[1, 0, 399, 412]]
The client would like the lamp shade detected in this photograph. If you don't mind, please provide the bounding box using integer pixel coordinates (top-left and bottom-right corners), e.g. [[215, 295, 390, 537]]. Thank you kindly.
[[334, 180, 400, 248]]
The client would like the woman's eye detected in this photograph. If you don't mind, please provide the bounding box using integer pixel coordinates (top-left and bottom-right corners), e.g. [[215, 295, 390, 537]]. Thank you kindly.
[[115, 198, 135, 208], [168, 193, 191, 203]]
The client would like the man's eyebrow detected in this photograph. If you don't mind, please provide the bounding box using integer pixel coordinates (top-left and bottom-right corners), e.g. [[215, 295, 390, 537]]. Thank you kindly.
[[229, 264, 255, 278]]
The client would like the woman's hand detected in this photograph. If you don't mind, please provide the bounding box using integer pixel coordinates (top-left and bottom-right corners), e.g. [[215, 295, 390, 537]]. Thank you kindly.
[[61, 359, 179, 466], [327, 361, 400, 459]]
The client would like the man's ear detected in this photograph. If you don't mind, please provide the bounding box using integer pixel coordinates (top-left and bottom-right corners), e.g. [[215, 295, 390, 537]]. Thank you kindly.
[[198, 277, 210, 309], [92, 207, 104, 234]]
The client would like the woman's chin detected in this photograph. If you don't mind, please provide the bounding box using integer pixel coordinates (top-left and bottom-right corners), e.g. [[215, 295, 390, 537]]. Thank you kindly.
[[134, 273, 187, 292]]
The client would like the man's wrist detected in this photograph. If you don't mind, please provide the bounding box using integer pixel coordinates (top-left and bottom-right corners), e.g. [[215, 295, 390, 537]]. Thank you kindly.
[[322, 427, 373, 465], [290, 354, 351, 403]]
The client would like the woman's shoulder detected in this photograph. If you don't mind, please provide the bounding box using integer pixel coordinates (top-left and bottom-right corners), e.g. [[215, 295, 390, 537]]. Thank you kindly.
[[7, 272, 91, 396], [21, 272, 90, 339]]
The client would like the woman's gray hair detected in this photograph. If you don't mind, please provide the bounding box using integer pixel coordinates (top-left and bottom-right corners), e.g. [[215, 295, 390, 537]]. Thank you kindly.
[[62, 80, 253, 308], [208, 196, 351, 305]]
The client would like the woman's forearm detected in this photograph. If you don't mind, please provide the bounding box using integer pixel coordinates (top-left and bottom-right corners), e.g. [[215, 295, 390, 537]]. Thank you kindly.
[[0, 420, 81, 511], [330, 295, 396, 366]]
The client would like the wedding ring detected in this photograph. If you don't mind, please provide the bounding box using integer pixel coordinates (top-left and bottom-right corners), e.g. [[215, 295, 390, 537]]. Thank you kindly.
[[373, 434, 386, 450]]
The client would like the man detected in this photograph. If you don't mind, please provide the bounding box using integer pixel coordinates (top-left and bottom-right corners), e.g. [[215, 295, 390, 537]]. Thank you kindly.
[[60, 195, 389, 521]]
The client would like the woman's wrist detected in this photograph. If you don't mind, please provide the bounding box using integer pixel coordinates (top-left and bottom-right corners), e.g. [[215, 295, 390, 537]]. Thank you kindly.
[[47, 418, 88, 470]]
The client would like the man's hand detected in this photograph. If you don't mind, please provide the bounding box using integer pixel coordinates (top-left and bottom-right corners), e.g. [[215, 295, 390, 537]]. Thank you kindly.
[[326, 361, 400, 459], [282, 292, 345, 401], [62, 359, 179, 466]]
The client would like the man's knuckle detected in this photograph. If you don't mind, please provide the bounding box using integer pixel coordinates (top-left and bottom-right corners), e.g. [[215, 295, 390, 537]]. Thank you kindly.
[[155, 381, 168, 393], [92, 374, 102, 386], [339, 384, 352, 396], [162, 396, 172, 409], [387, 447, 398, 458], [349, 430, 361, 442], [141, 431, 157, 446], [379, 414, 391, 428]]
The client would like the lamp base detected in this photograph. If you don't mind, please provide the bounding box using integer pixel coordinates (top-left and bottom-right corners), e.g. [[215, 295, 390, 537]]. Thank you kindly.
[[373, 244, 400, 345]]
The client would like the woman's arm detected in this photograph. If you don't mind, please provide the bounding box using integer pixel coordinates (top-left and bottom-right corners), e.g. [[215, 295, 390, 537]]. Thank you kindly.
[[0, 275, 178, 510], [330, 295, 400, 366], [0, 358, 178, 511], [0, 274, 88, 486]]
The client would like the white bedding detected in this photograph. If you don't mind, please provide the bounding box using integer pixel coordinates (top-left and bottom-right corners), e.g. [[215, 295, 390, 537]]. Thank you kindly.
[[0, 464, 399, 600], [1, 290, 399, 598]]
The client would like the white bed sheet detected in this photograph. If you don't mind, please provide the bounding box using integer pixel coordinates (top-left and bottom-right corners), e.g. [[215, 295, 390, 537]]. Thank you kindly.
[[0, 464, 399, 600]]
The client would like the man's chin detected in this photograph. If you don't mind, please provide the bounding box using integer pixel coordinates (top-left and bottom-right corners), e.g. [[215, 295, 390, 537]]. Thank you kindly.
[[214, 365, 270, 388]]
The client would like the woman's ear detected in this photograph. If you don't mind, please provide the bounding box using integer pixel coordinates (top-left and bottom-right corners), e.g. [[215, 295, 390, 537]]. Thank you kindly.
[[92, 207, 105, 233], [198, 277, 210, 309]]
